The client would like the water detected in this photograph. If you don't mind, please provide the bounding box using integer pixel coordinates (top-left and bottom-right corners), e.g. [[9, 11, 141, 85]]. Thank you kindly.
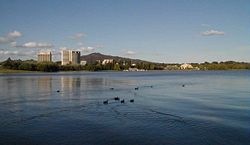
[[0, 71, 249, 145]]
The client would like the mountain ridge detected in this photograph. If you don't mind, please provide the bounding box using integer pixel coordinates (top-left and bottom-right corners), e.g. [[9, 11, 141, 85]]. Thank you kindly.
[[80, 52, 152, 64]]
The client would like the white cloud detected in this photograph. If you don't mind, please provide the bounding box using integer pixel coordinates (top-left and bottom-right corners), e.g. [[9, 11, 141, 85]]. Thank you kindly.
[[95, 44, 104, 49], [201, 24, 211, 27], [8, 31, 22, 38], [59, 47, 68, 51], [0, 50, 18, 55], [39, 48, 52, 53], [60, 46, 97, 53], [70, 33, 86, 40], [201, 29, 225, 36], [0, 30, 22, 44], [78, 42, 83, 46], [79, 46, 95, 53], [39, 48, 61, 56], [125, 50, 136, 55], [0, 50, 36, 56], [13, 42, 53, 48]]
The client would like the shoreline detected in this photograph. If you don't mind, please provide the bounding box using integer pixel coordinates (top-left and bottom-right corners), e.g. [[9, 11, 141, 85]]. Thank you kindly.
[[0, 68, 249, 74]]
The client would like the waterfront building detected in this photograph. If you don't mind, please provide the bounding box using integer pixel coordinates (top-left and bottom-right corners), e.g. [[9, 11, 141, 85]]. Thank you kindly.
[[180, 63, 193, 69], [70, 51, 81, 65], [38, 52, 52, 62], [102, 59, 113, 65], [80, 61, 87, 66], [61, 50, 81, 65], [61, 50, 70, 65]]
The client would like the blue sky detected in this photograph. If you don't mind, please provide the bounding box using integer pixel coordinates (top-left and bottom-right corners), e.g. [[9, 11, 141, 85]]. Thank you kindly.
[[0, 0, 249, 63]]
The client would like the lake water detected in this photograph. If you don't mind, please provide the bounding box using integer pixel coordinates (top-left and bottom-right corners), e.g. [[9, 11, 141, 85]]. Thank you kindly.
[[0, 71, 249, 145]]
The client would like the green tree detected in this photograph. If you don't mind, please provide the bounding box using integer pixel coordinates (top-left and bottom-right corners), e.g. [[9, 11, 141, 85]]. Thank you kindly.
[[113, 63, 120, 71]]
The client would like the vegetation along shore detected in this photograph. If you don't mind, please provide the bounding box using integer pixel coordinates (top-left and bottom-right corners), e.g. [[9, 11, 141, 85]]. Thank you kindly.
[[1, 55, 249, 73]]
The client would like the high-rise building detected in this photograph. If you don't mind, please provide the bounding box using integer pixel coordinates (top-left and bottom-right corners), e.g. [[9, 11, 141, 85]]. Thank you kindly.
[[61, 50, 70, 65], [38, 52, 52, 62], [70, 51, 81, 65], [61, 50, 80, 65]]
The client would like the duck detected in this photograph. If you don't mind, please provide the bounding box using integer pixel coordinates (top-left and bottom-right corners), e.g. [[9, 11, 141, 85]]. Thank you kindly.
[[121, 99, 125, 103], [56, 90, 60, 93], [114, 96, 120, 101], [182, 84, 185, 87], [135, 87, 139, 90], [130, 99, 134, 103], [110, 88, 114, 90], [103, 100, 108, 104]]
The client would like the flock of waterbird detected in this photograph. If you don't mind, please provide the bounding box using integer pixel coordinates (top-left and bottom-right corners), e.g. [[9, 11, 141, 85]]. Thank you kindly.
[[102, 84, 186, 105], [103, 96, 134, 105], [102, 87, 140, 105], [55, 84, 186, 105]]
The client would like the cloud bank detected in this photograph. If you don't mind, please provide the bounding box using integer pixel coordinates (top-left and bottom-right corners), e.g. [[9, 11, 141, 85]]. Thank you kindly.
[[79, 46, 95, 53], [201, 30, 225, 36], [0, 50, 36, 56], [125, 50, 136, 55], [13, 42, 53, 48], [0, 31, 22, 44], [60, 45, 100, 54], [70, 33, 86, 40]]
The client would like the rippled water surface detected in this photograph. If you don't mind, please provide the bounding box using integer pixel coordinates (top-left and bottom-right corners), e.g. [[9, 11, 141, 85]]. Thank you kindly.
[[0, 71, 250, 145]]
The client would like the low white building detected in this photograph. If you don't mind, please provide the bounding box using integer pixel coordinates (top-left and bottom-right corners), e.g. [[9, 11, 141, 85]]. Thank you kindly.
[[180, 63, 193, 69], [80, 61, 87, 66], [102, 59, 113, 65]]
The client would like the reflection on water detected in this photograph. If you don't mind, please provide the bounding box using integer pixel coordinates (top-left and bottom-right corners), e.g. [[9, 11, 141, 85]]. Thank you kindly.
[[0, 71, 250, 145], [61, 77, 80, 92], [38, 77, 52, 95]]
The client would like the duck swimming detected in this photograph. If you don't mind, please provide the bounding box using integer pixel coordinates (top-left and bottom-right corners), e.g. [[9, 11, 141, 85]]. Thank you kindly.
[[114, 96, 120, 101], [103, 100, 108, 104]]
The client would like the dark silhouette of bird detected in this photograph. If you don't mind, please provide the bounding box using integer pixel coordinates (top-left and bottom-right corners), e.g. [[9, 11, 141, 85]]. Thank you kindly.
[[182, 84, 185, 87], [110, 88, 114, 90], [135, 87, 139, 90], [130, 99, 134, 103], [114, 96, 120, 101], [121, 99, 125, 103], [56, 90, 60, 93], [103, 100, 108, 104], [150, 85, 153, 88]]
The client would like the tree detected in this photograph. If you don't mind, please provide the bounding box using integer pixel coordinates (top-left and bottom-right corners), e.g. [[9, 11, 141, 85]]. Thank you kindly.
[[37, 62, 59, 72], [18, 63, 35, 71], [113, 63, 120, 71]]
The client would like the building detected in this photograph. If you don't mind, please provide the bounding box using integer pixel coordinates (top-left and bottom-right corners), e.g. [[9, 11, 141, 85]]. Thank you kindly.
[[70, 51, 81, 65], [102, 59, 113, 65], [38, 52, 52, 62], [80, 61, 87, 66], [61, 50, 70, 65], [61, 50, 81, 65], [164, 65, 179, 70], [180, 63, 193, 70]]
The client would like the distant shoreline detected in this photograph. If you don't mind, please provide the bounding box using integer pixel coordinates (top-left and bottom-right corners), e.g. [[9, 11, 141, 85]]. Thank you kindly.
[[1, 68, 249, 74]]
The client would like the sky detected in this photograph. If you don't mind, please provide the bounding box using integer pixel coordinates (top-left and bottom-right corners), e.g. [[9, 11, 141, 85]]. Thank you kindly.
[[0, 0, 249, 63]]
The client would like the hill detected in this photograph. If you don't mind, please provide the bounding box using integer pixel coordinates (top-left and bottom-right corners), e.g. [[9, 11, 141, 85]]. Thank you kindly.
[[80, 52, 151, 64]]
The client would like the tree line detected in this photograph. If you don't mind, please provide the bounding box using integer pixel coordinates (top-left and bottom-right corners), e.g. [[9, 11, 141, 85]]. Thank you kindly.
[[0, 58, 249, 72], [192, 61, 250, 70], [0, 58, 60, 72]]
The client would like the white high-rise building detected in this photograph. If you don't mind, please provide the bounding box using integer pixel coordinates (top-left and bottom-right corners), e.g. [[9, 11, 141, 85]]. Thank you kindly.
[[61, 50, 70, 65], [38, 52, 52, 62], [61, 50, 80, 65]]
